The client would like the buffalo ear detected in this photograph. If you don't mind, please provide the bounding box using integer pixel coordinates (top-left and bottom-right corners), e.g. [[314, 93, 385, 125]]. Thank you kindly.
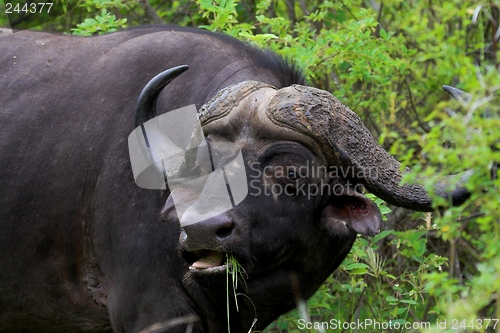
[[321, 187, 381, 237]]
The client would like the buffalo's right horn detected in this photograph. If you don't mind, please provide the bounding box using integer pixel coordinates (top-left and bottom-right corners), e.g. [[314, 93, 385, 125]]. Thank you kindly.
[[198, 81, 470, 211], [266, 85, 470, 211]]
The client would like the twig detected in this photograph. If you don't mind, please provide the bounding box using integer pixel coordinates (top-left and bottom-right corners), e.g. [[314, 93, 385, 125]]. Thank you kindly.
[[404, 78, 431, 133], [285, 0, 297, 31], [341, 288, 365, 333], [339, 0, 358, 21], [298, 0, 310, 16], [374, 1, 384, 38], [140, 0, 164, 25]]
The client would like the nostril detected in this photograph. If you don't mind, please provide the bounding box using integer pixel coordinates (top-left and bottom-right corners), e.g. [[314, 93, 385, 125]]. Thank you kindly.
[[181, 215, 236, 250], [216, 223, 234, 239]]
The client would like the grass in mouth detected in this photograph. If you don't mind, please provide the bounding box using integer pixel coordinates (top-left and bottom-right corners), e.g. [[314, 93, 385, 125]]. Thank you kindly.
[[225, 254, 257, 333]]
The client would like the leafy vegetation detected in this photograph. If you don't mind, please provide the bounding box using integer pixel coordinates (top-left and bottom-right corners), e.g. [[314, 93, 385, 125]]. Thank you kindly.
[[226, 254, 257, 333], [1, 0, 499, 331], [71, 8, 127, 35]]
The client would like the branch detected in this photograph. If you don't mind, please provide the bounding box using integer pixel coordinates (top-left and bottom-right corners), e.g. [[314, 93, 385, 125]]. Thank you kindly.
[[140, 0, 164, 25], [298, 0, 309, 16], [374, 1, 384, 38], [339, 0, 358, 21], [404, 78, 431, 133], [285, 0, 297, 30]]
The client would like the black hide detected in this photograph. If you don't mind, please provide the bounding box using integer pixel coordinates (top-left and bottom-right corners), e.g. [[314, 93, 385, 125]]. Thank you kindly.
[[0, 25, 379, 333]]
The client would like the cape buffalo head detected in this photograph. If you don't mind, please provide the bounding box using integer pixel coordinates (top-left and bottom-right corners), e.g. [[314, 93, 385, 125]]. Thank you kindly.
[[130, 66, 469, 331]]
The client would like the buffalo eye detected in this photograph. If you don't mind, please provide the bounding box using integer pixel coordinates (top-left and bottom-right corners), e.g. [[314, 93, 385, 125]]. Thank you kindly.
[[287, 167, 307, 181], [288, 169, 299, 181]]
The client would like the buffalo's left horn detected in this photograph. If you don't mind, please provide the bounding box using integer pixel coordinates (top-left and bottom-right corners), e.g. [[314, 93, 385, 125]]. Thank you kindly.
[[265, 85, 470, 211], [134, 65, 189, 127]]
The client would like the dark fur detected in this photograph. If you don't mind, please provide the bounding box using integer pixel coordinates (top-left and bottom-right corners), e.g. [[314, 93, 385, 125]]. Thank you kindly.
[[0, 26, 366, 333]]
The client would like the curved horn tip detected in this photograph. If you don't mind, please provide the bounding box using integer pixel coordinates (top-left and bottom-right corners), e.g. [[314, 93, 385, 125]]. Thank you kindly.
[[134, 65, 189, 127], [442, 85, 472, 102], [450, 187, 471, 206]]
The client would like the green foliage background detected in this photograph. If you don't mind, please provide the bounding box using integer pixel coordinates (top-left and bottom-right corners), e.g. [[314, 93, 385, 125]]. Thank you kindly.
[[1, 0, 499, 332]]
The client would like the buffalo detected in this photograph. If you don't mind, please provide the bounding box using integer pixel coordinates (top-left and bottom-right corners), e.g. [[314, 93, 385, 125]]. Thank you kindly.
[[0, 25, 468, 332]]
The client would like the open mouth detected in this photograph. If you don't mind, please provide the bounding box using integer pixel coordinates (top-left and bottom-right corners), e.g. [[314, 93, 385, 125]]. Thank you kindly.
[[186, 250, 227, 274]]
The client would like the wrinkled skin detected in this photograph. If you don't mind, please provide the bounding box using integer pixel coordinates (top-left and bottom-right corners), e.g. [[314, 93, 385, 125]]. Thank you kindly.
[[166, 86, 382, 331], [0, 27, 306, 332], [162, 138, 361, 331], [0, 26, 381, 333]]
